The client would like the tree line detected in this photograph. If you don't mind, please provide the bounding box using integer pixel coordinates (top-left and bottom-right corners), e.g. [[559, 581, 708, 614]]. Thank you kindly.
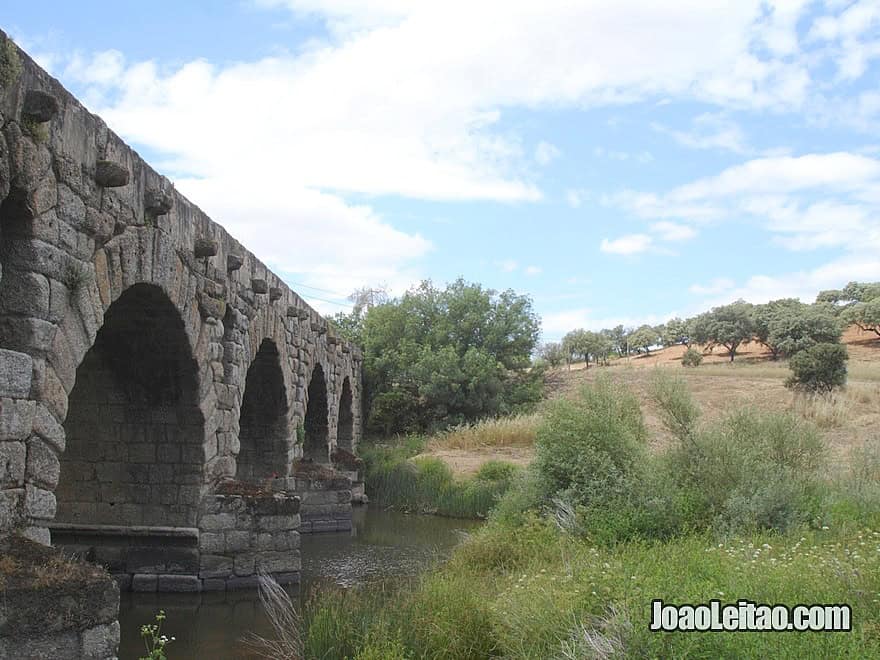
[[540, 280, 880, 368]]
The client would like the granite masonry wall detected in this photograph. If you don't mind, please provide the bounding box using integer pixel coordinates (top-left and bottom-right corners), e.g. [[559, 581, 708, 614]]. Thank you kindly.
[[0, 26, 362, 613]]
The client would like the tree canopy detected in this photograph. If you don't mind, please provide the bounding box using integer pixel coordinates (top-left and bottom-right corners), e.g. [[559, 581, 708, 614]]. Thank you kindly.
[[353, 279, 541, 434]]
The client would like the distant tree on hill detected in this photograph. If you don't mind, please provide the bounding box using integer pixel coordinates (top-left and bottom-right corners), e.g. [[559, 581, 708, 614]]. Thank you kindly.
[[601, 325, 629, 357], [817, 281, 880, 338], [629, 324, 660, 355], [699, 300, 755, 362], [538, 341, 566, 367], [661, 317, 691, 347]]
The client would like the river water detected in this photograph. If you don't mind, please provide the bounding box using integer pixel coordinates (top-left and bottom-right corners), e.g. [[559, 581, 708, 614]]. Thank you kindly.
[[117, 508, 480, 659]]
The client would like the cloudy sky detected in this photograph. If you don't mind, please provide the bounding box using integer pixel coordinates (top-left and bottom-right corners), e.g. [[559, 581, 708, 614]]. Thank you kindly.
[[7, 1, 880, 340]]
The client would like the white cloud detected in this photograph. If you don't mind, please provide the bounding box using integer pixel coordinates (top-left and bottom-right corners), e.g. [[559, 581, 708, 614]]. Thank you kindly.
[[593, 147, 653, 162], [496, 259, 519, 273], [700, 256, 880, 308], [607, 153, 880, 256], [652, 113, 750, 154], [600, 234, 653, 255], [535, 141, 561, 166], [525, 265, 543, 276], [650, 221, 697, 242]]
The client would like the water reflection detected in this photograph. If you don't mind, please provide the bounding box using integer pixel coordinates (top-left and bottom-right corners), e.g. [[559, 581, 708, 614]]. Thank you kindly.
[[118, 508, 480, 659]]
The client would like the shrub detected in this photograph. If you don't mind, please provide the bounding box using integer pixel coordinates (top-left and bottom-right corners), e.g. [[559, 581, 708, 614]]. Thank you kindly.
[[533, 377, 647, 509], [366, 390, 420, 435], [785, 342, 848, 394], [663, 408, 826, 534], [649, 371, 700, 441], [681, 346, 703, 367]]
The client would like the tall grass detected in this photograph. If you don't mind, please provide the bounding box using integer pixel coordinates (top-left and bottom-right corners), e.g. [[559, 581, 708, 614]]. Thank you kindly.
[[362, 443, 518, 518], [427, 413, 540, 450], [789, 391, 852, 428]]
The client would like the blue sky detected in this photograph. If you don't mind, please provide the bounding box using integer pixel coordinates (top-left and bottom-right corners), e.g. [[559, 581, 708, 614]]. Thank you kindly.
[[6, 1, 880, 341]]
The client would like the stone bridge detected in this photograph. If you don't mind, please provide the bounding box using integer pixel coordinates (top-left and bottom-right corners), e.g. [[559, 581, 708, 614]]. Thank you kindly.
[[0, 31, 363, 603]]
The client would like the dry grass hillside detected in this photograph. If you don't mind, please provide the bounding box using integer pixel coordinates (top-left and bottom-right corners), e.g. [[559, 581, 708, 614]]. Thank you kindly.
[[423, 325, 880, 476]]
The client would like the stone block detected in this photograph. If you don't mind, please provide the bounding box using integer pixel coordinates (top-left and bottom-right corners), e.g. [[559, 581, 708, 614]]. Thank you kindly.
[[131, 574, 159, 592], [225, 529, 250, 552], [226, 575, 260, 590], [202, 578, 227, 592], [33, 397, 66, 451], [0, 440, 26, 487], [251, 278, 268, 294], [199, 554, 233, 579], [273, 530, 301, 551], [2, 632, 80, 660], [255, 551, 300, 574], [0, 349, 33, 398], [233, 552, 255, 576], [199, 532, 225, 553], [0, 398, 36, 441], [95, 160, 129, 187], [256, 514, 299, 532], [18, 524, 50, 545], [200, 512, 236, 531], [22, 90, 60, 122], [25, 436, 60, 489], [144, 188, 173, 215], [24, 483, 56, 520], [81, 621, 120, 659], [194, 238, 219, 258], [158, 574, 201, 592]]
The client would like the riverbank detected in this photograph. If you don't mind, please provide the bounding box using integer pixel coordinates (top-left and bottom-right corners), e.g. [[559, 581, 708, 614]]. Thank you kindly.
[[289, 371, 880, 658]]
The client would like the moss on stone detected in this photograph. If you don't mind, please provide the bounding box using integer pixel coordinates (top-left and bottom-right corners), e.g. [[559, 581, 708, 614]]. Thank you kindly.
[[22, 116, 49, 144], [0, 36, 22, 88]]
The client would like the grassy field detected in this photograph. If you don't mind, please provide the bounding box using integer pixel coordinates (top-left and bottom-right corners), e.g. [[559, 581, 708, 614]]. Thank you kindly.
[[420, 328, 880, 477]]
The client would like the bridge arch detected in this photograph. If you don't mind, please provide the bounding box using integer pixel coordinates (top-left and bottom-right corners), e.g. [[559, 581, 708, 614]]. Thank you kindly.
[[56, 283, 205, 528], [303, 363, 330, 462], [236, 338, 290, 481], [337, 376, 354, 451]]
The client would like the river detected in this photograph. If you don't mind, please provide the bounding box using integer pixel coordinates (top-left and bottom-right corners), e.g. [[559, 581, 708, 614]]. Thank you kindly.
[[117, 508, 481, 659]]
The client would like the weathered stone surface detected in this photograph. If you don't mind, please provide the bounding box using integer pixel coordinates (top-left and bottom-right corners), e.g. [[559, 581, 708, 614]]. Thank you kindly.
[[0, 39, 370, 602], [144, 187, 173, 215], [31, 403, 65, 452], [0, 398, 36, 441], [194, 238, 219, 258], [0, 440, 26, 487], [0, 349, 33, 398], [81, 621, 120, 659], [198, 292, 227, 320], [131, 574, 158, 592], [22, 90, 60, 122], [94, 160, 129, 187], [157, 574, 200, 592], [24, 483, 57, 520], [25, 436, 60, 489], [0, 633, 80, 660]]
